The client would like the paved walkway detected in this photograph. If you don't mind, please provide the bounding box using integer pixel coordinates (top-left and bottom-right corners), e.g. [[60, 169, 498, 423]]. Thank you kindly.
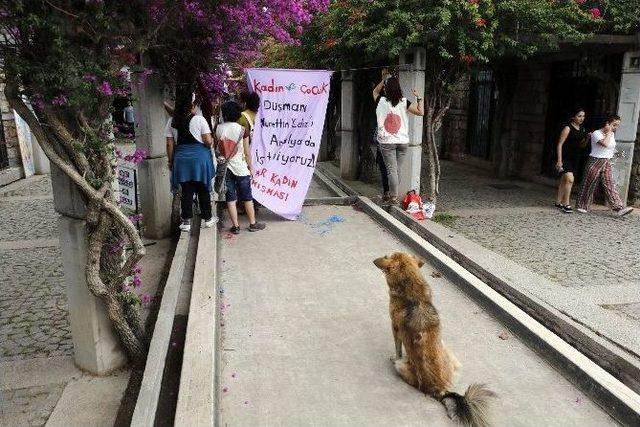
[[0, 175, 72, 362], [217, 204, 616, 426], [322, 160, 640, 361], [0, 174, 171, 426]]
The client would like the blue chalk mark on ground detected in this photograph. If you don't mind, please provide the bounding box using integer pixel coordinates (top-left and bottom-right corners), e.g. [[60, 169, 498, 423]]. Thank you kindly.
[[305, 214, 345, 236]]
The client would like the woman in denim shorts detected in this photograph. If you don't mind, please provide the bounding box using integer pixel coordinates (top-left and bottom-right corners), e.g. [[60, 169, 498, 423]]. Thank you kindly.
[[215, 101, 266, 234]]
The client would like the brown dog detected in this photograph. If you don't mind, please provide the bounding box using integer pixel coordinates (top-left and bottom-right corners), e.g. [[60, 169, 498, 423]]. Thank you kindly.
[[374, 252, 495, 427]]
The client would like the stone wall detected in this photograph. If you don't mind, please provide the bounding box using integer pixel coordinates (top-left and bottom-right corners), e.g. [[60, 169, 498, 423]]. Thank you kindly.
[[0, 81, 24, 186], [442, 76, 470, 162], [443, 63, 550, 178]]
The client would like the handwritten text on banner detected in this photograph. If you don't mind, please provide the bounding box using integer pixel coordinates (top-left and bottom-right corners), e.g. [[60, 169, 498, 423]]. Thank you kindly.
[[246, 68, 332, 220]]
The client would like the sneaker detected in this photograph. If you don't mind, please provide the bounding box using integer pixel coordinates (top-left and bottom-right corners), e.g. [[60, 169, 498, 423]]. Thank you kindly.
[[179, 221, 191, 232], [554, 202, 564, 209], [385, 197, 399, 206], [248, 222, 266, 232], [561, 205, 573, 214], [202, 217, 218, 228], [230, 226, 240, 235], [617, 207, 634, 217], [577, 208, 588, 213]]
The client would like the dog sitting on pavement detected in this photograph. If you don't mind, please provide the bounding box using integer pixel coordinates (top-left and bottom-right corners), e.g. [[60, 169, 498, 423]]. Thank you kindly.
[[374, 252, 496, 427]]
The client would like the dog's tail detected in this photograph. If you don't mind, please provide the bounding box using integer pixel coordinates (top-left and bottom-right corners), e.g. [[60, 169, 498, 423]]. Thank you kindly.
[[440, 383, 496, 427]]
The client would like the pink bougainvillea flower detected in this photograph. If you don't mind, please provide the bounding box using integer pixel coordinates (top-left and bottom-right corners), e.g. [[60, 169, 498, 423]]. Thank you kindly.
[[51, 94, 68, 106], [576, 0, 586, 4], [97, 80, 113, 96], [123, 148, 148, 164], [475, 17, 486, 27], [142, 294, 152, 307], [469, 0, 479, 4], [132, 274, 142, 288], [589, 7, 601, 18]]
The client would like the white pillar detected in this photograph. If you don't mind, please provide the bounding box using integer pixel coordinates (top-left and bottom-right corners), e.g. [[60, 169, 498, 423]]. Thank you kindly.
[[30, 131, 50, 174], [614, 51, 640, 204], [60, 216, 128, 374], [50, 165, 127, 374], [339, 71, 358, 180], [398, 48, 426, 196], [134, 73, 172, 239]]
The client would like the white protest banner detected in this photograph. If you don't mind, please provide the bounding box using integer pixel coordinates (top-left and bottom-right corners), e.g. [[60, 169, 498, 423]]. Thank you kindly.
[[246, 68, 332, 220]]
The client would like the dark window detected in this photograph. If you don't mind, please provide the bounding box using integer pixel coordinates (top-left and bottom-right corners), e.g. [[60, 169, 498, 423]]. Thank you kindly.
[[0, 121, 8, 170], [466, 69, 495, 160]]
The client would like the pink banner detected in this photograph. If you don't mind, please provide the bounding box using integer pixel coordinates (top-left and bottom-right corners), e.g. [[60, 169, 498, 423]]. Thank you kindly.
[[246, 68, 332, 220]]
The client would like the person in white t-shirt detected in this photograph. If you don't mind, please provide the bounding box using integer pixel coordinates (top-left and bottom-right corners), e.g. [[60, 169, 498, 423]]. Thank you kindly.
[[165, 97, 216, 232], [372, 72, 424, 204], [576, 115, 633, 216], [215, 101, 265, 234]]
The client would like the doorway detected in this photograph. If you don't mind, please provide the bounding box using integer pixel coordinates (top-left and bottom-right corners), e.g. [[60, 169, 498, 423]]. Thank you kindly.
[[541, 55, 622, 177]]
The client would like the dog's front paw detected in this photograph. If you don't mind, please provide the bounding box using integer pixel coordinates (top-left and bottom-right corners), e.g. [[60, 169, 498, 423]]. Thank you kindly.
[[389, 355, 401, 363]]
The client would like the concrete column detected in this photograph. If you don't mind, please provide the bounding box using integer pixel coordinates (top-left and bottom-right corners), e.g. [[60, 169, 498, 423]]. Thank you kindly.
[[50, 165, 127, 374], [398, 48, 426, 196], [30, 131, 50, 175], [339, 71, 358, 180], [614, 51, 640, 204], [134, 72, 172, 238], [59, 216, 128, 374]]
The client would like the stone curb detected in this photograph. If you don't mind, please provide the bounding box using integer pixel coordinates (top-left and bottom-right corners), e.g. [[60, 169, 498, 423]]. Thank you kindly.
[[174, 224, 217, 426], [131, 228, 191, 426]]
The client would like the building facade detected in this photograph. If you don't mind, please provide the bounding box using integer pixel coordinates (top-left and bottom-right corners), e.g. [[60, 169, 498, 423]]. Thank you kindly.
[[442, 41, 640, 205]]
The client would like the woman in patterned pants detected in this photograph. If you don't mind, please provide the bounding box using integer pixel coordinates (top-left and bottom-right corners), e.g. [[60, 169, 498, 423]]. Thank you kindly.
[[576, 115, 634, 217]]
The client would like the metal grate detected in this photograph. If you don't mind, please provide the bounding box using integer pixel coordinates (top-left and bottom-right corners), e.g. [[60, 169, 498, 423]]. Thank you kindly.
[[466, 69, 495, 160], [0, 120, 8, 170]]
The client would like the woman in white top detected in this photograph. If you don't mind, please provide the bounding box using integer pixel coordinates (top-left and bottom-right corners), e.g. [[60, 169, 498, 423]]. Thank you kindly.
[[372, 73, 424, 204], [576, 115, 633, 216], [165, 97, 216, 232]]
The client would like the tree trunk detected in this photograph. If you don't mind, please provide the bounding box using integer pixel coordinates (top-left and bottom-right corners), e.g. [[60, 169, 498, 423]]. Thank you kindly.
[[420, 99, 450, 203], [421, 109, 439, 201], [5, 80, 147, 362]]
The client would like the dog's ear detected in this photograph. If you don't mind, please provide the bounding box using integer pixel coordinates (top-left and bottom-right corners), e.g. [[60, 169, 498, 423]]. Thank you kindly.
[[413, 255, 425, 268], [373, 256, 388, 271]]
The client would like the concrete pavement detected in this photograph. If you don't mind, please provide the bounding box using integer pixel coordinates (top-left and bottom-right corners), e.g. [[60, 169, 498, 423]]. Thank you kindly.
[[320, 160, 640, 368], [216, 204, 615, 426]]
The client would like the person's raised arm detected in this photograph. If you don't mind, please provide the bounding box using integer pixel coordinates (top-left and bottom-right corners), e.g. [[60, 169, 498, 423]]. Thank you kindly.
[[373, 68, 390, 101], [556, 126, 570, 170], [597, 131, 613, 147], [372, 80, 384, 102], [407, 89, 424, 116]]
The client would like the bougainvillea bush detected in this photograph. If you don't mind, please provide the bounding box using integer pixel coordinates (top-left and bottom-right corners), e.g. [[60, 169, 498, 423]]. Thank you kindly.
[[0, 0, 327, 361]]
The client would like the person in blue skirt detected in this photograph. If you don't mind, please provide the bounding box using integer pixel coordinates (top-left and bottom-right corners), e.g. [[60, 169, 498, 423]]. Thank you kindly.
[[166, 95, 216, 232]]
